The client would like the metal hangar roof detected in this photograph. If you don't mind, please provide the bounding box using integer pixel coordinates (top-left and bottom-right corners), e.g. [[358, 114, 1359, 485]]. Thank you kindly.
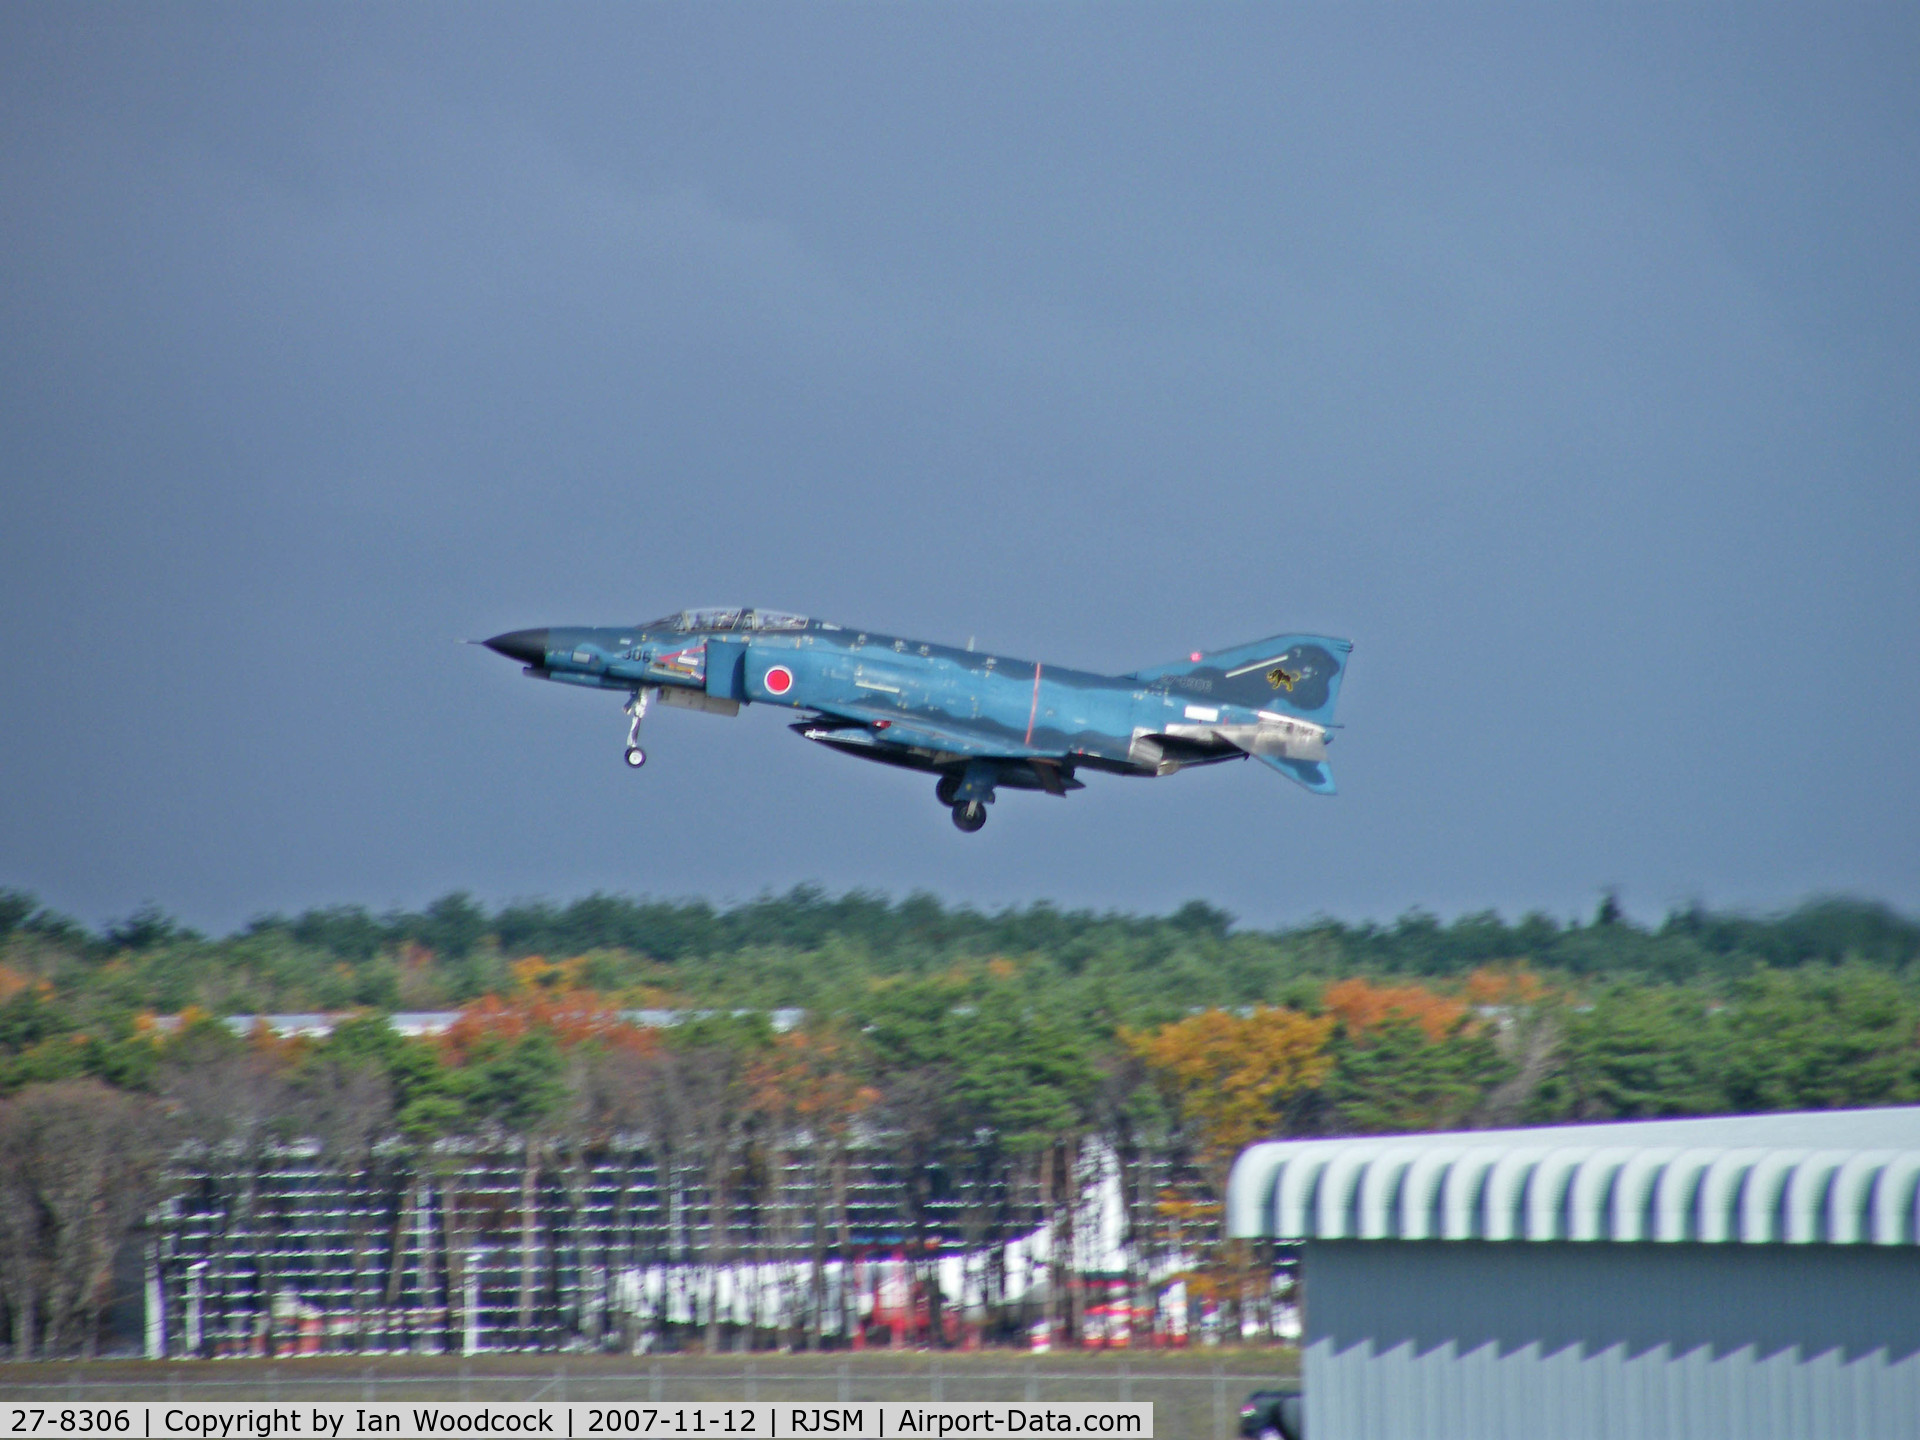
[[1226, 1105, 1920, 1247]]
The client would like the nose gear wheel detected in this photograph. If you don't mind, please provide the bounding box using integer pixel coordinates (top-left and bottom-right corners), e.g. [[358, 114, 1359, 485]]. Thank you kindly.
[[621, 688, 653, 771]]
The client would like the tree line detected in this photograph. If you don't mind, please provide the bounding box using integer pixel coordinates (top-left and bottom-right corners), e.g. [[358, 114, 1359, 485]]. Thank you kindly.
[[1, 886, 1917, 1358]]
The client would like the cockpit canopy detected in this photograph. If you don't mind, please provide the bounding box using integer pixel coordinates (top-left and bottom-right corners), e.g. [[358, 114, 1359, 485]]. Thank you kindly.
[[641, 607, 810, 633]]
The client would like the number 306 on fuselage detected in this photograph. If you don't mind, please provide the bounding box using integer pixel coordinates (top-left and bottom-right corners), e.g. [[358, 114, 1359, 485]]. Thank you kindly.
[[480, 608, 1352, 833]]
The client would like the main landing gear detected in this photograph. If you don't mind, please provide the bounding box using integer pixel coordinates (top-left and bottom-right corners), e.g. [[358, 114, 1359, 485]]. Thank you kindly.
[[622, 689, 651, 769], [938, 764, 996, 832]]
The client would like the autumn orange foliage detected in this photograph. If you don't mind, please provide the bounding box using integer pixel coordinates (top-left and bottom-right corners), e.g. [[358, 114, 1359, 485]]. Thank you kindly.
[[0, 965, 52, 1002], [746, 1029, 878, 1134], [438, 990, 660, 1063], [1322, 978, 1468, 1042], [245, 1015, 309, 1061], [1463, 965, 1550, 1007]]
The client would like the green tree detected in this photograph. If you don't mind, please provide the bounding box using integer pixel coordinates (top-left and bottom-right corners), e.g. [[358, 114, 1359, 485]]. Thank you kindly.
[[1717, 966, 1920, 1111], [1319, 1016, 1509, 1135], [1544, 985, 1724, 1120]]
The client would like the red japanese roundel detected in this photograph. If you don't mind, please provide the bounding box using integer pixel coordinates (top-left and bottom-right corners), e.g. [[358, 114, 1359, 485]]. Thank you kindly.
[[764, 665, 794, 695]]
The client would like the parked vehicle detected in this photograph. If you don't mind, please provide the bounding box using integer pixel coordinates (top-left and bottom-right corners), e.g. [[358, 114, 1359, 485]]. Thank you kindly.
[[1238, 1389, 1304, 1440]]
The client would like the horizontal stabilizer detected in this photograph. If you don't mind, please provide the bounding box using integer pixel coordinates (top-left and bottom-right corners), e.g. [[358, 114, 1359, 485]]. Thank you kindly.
[[1256, 753, 1337, 795]]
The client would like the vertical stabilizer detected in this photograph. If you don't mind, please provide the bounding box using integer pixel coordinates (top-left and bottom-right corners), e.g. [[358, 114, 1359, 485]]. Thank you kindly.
[[1130, 634, 1352, 725]]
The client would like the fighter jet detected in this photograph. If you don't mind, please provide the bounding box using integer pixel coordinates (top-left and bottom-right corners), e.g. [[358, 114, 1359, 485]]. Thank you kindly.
[[482, 608, 1352, 832]]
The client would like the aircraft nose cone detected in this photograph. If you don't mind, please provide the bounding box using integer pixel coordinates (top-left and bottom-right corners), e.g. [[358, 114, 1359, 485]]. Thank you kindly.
[[483, 628, 550, 666]]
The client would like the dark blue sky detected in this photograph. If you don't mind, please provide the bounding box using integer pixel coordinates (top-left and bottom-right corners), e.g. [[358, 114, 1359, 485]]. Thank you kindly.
[[3, 5, 1916, 933]]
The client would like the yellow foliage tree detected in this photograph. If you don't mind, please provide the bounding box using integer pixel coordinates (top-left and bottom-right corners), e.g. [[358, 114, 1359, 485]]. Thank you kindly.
[[1127, 1006, 1335, 1201]]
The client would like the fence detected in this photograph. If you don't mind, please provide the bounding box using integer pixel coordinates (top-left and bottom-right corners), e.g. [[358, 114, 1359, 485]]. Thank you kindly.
[[146, 1137, 1206, 1358]]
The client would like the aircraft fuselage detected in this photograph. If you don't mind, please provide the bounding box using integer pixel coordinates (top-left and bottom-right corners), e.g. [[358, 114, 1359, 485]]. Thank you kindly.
[[483, 607, 1350, 829]]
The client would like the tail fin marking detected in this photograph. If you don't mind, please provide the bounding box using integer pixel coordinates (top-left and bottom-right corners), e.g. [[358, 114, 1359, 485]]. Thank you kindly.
[[1130, 634, 1352, 724]]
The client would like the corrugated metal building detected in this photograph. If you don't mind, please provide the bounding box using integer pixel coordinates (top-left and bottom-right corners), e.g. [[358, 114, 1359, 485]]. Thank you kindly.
[[1227, 1106, 1920, 1439]]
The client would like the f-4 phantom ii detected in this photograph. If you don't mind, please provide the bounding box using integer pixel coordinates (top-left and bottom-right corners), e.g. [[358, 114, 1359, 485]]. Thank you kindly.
[[481, 608, 1352, 832]]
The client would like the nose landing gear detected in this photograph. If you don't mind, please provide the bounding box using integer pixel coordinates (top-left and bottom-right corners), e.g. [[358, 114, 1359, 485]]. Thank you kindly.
[[622, 688, 653, 771]]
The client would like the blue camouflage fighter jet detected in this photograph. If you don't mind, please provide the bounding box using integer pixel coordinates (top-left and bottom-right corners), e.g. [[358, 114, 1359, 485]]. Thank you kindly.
[[482, 608, 1352, 832]]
